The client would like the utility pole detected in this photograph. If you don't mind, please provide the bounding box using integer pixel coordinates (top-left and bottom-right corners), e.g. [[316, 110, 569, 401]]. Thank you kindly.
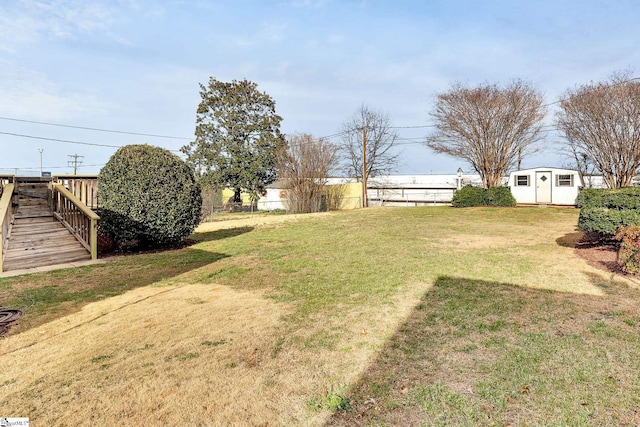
[[68, 154, 84, 175], [38, 148, 43, 177], [362, 127, 368, 208]]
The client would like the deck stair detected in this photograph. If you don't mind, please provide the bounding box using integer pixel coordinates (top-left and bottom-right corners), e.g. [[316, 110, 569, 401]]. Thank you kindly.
[[2, 181, 91, 272]]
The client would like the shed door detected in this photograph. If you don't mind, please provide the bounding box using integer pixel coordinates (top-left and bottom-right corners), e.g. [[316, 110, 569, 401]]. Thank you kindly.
[[535, 171, 552, 204]]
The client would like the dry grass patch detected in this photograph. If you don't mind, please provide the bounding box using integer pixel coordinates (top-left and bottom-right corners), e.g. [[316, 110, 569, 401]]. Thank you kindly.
[[1, 283, 296, 425], [0, 280, 435, 426], [195, 211, 332, 233]]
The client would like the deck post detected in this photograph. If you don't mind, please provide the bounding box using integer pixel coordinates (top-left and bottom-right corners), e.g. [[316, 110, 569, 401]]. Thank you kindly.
[[90, 217, 98, 260]]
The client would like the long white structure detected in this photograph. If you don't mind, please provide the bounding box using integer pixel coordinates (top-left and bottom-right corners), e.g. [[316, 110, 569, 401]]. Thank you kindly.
[[508, 167, 582, 205]]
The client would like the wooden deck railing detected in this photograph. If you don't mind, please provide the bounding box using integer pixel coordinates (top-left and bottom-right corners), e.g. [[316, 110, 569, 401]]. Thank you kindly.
[[0, 183, 15, 271], [51, 183, 100, 260], [53, 175, 99, 210], [1, 174, 14, 193]]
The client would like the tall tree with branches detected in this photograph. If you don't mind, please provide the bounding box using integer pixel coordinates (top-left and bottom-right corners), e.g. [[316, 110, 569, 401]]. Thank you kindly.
[[427, 81, 546, 188], [340, 105, 399, 182], [181, 77, 285, 203], [557, 72, 640, 189], [277, 133, 340, 213]]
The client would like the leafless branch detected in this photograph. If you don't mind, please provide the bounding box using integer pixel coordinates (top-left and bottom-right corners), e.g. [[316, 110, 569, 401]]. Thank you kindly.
[[339, 105, 399, 181], [556, 71, 640, 189], [277, 133, 340, 213], [426, 81, 546, 188]]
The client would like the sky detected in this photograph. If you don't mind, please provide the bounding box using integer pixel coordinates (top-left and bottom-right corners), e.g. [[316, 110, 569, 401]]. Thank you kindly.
[[1, 0, 639, 176]]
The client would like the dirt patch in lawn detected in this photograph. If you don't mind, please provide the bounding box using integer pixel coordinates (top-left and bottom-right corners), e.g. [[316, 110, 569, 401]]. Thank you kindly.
[[569, 232, 627, 277]]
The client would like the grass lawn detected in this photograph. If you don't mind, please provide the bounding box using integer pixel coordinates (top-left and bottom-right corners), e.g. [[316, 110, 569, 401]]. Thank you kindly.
[[1, 206, 639, 426]]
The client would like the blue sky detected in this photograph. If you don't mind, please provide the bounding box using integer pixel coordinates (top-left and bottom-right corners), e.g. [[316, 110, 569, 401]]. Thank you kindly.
[[1, 0, 639, 176]]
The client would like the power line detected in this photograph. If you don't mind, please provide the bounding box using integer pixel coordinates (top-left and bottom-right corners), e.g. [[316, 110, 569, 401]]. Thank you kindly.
[[0, 116, 192, 140], [540, 76, 640, 108], [319, 130, 350, 140], [0, 164, 106, 172], [0, 131, 182, 153], [389, 124, 436, 129]]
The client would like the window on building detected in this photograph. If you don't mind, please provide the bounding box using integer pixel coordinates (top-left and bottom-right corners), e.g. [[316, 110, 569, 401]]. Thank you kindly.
[[556, 174, 574, 187], [515, 175, 530, 186]]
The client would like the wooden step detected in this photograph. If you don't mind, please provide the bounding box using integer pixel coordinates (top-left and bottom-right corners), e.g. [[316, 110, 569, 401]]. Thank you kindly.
[[7, 233, 77, 248], [2, 191, 92, 271], [11, 225, 67, 235], [11, 216, 56, 225], [2, 250, 90, 271], [15, 208, 51, 217], [11, 222, 65, 233], [3, 241, 90, 271], [6, 242, 87, 260], [14, 213, 52, 219]]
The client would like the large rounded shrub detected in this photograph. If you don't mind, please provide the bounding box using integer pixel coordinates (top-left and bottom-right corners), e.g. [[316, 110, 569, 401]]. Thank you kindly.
[[485, 186, 516, 207], [451, 185, 486, 207], [99, 144, 202, 249], [451, 185, 516, 207]]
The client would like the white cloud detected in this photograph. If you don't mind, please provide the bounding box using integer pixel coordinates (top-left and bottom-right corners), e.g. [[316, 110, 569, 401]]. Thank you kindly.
[[290, 0, 331, 8], [0, 0, 128, 52], [0, 60, 110, 121], [327, 34, 343, 44], [233, 22, 288, 48]]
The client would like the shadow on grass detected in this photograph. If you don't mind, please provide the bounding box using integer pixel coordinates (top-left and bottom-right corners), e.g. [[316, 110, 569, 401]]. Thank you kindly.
[[0, 247, 229, 335], [557, 230, 626, 280], [192, 226, 255, 243], [555, 230, 583, 248], [327, 275, 640, 426]]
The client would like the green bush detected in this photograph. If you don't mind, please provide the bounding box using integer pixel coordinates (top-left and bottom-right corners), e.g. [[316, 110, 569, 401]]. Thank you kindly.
[[485, 186, 516, 207], [576, 188, 604, 209], [578, 187, 640, 210], [578, 207, 640, 235], [452, 185, 486, 207], [615, 225, 640, 274], [602, 188, 640, 210], [577, 187, 640, 236], [452, 185, 515, 207], [98, 144, 202, 249]]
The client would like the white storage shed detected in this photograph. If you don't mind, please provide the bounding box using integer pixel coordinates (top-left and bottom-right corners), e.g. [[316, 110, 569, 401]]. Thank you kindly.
[[508, 167, 582, 206]]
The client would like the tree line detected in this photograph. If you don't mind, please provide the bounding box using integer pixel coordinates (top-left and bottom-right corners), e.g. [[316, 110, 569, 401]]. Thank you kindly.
[[181, 71, 640, 213]]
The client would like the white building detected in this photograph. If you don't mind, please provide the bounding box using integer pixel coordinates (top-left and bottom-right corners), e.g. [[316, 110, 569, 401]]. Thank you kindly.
[[367, 174, 482, 206], [508, 167, 582, 205]]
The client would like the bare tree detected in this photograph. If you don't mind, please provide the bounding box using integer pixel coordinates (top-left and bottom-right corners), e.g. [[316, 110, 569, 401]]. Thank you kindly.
[[427, 81, 546, 188], [340, 105, 399, 182], [563, 148, 598, 188], [277, 133, 340, 213], [557, 72, 640, 189]]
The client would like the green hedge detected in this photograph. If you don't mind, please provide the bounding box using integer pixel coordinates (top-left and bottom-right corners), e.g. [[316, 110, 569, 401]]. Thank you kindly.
[[577, 187, 640, 236], [486, 186, 517, 207], [578, 207, 640, 235], [576, 188, 603, 209], [452, 185, 485, 207], [577, 187, 640, 210], [99, 144, 202, 249], [452, 185, 516, 208]]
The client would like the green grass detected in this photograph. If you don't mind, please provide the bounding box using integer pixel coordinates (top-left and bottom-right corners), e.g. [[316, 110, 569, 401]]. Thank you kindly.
[[2, 206, 640, 425], [329, 276, 640, 426]]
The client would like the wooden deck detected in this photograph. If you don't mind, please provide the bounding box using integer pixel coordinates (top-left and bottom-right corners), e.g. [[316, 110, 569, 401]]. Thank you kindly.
[[2, 181, 91, 272]]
